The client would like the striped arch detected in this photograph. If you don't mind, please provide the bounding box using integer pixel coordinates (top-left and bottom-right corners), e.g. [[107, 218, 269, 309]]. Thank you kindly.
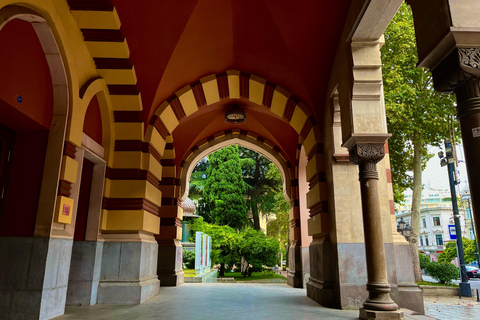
[[178, 129, 295, 203], [144, 71, 329, 247], [66, 2, 166, 235]]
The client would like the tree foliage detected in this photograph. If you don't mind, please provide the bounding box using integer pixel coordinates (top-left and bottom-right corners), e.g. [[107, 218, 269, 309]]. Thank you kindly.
[[190, 218, 279, 276], [382, 3, 458, 203], [382, 3, 459, 282], [239, 147, 283, 231], [203, 145, 247, 229], [419, 251, 431, 270], [438, 238, 478, 264]]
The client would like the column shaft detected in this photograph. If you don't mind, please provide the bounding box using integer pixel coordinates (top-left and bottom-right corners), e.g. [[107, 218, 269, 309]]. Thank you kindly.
[[456, 79, 480, 251]]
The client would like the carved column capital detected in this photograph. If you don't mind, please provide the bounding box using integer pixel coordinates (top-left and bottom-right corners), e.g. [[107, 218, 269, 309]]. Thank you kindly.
[[349, 143, 386, 164], [432, 47, 480, 93], [349, 143, 385, 180], [459, 48, 480, 78]]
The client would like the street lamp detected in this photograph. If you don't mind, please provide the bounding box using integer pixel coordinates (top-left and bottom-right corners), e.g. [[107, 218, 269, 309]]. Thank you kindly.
[[462, 192, 480, 268], [438, 140, 471, 297], [397, 217, 411, 240]]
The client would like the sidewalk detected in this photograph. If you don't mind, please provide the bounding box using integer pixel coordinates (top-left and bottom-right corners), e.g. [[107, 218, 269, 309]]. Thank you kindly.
[[422, 274, 480, 319]]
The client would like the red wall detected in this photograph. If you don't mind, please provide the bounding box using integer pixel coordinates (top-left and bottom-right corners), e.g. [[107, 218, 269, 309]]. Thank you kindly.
[[0, 19, 53, 237], [83, 95, 103, 146], [0, 19, 53, 129]]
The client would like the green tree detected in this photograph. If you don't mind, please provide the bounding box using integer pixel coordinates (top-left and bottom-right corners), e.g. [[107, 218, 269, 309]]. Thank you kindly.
[[239, 148, 283, 230], [382, 3, 459, 282], [237, 228, 280, 276], [190, 218, 280, 277], [203, 145, 247, 229], [438, 238, 477, 264]]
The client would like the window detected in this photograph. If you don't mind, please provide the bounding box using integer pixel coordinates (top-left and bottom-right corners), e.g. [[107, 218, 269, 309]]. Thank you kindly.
[[422, 218, 426, 228], [420, 236, 424, 246], [466, 208, 472, 219], [425, 236, 429, 246], [435, 234, 443, 245], [433, 217, 441, 226]]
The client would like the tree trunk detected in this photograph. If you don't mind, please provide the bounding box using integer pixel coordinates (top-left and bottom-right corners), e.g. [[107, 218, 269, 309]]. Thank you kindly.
[[410, 142, 423, 282], [251, 199, 260, 230], [219, 263, 225, 276]]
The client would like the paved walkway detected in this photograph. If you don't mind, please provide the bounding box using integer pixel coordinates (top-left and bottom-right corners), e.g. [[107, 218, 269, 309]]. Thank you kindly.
[[56, 283, 458, 320]]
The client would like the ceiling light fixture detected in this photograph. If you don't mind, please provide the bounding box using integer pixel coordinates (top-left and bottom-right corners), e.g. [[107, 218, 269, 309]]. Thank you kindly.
[[225, 106, 246, 125]]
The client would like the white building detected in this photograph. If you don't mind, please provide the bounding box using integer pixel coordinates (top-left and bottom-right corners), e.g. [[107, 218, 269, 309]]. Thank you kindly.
[[395, 188, 469, 261]]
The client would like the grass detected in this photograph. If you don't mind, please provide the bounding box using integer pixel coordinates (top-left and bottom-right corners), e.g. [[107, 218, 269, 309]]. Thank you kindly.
[[183, 269, 197, 277], [218, 271, 286, 281], [416, 281, 459, 287]]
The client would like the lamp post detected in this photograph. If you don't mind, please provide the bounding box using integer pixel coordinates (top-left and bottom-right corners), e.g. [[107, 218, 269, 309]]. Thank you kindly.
[[397, 217, 411, 240], [462, 192, 480, 268], [438, 140, 471, 297]]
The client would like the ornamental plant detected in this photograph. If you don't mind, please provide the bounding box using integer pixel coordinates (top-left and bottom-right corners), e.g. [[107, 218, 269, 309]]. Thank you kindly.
[[425, 261, 459, 284]]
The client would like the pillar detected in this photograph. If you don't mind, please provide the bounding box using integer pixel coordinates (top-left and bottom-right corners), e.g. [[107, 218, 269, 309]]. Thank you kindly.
[[431, 48, 480, 257], [349, 142, 404, 320]]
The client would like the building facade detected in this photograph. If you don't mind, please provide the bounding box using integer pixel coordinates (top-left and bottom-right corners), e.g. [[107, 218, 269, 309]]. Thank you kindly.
[[1, 1, 480, 320], [395, 189, 469, 261]]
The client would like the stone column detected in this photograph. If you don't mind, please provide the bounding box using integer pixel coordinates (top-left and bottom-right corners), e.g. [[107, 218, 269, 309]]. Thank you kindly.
[[432, 48, 480, 254], [349, 143, 403, 320]]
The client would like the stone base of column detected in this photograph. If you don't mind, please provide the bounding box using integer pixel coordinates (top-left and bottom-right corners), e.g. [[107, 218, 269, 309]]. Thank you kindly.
[[359, 308, 404, 320], [157, 239, 184, 286], [0, 237, 74, 320], [97, 239, 160, 304], [158, 270, 185, 286], [97, 277, 160, 304], [306, 277, 336, 307], [393, 242, 424, 314], [287, 243, 303, 288], [67, 241, 103, 306]]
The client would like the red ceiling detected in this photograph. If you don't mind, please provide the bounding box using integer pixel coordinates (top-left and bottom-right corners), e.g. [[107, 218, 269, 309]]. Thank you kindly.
[[112, 0, 352, 163]]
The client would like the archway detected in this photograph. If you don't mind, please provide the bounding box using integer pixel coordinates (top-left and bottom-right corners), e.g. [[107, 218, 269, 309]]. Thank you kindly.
[[145, 71, 329, 289], [0, 6, 70, 319]]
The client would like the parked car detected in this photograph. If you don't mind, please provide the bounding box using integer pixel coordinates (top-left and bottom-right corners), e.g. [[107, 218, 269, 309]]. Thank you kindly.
[[466, 266, 480, 279]]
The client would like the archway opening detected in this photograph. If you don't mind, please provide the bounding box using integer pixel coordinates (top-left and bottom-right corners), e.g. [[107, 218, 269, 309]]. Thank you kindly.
[[181, 145, 292, 280]]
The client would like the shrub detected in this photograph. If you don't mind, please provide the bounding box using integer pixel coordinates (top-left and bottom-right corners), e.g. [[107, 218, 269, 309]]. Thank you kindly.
[[425, 261, 459, 284], [419, 252, 431, 270], [183, 250, 195, 269]]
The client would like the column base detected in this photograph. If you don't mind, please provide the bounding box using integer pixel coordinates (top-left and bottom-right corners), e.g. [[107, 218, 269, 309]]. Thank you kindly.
[[287, 242, 303, 288], [98, 239, 160, 304], [359, 308, 404, 320], [157, 239, 184, 286], [67, 241, 103, 306], [97, 277, 160, 304], [158, 270, 184, 286], [287, 270, 303, 288], [397, 284, 424, 315], [306, 277, 335, 307]]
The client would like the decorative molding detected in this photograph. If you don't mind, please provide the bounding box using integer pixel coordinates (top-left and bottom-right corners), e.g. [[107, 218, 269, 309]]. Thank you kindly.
[[459, 48, 480, 76], [81, 29, 124, 42], [309, 201, 328, 217], [63, 141, 77, 158], [349, 143, 385, 163], [58, 180, 72, 197], [102, 197, 160, 216]]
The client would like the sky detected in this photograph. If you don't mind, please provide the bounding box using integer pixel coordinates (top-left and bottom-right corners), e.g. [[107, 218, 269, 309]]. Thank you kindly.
[[421, 144, 469, 193]]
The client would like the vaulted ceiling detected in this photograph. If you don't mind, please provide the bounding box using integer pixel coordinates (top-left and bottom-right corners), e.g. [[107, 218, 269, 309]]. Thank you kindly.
[[112, 0, 351, 164]]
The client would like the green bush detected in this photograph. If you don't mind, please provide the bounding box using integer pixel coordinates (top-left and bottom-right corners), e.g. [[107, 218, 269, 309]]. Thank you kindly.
[[419, 252, 431, 269], [425, 261, 459, 284], [183, 250, 195, 269]]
